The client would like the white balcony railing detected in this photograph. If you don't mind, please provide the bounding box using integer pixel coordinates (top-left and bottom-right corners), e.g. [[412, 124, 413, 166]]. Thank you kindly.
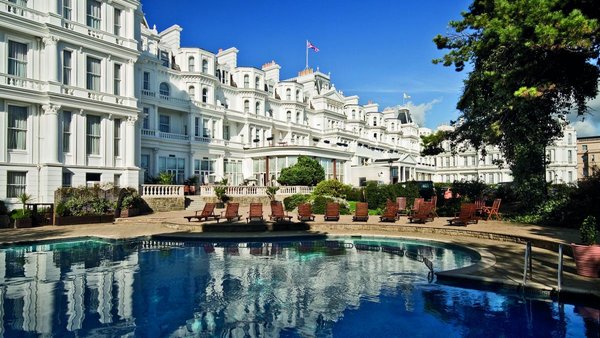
[[159, 131, 189, 141], [60, 85, 135, 107], [141, 89, 156, 98], [0, 0, 46, 21], [198, 185, 314, 196], [142, 185, 185, 197], [1, 73, 47, 91]]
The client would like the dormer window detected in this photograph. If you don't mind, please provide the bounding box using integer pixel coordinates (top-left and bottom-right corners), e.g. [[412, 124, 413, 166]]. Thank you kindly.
[[188, 56, 195, 72], [160, 50, 169, 67]]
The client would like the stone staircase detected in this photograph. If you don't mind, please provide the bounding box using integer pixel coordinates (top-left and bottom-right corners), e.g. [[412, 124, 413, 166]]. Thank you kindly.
[[185, 196, 204, 211]]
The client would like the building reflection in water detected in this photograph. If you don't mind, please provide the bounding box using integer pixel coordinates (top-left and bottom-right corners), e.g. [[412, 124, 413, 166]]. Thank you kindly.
[[0, 239, 596, 338]]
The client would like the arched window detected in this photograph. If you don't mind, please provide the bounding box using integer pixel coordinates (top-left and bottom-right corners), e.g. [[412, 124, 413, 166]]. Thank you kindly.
[[286, 88, 291, 100], [268, 109, 273, 117], [286, 111, 291, 122], [202, 88, 208, 103], [255, 76, 260, 89], [188, 86, 195, 99], [255, 101, 260, 114], [244, 75, 249, 88], [296, 112, 300, 123], [216, 70, 221, 81], [296, 89, 300, 101], [159, 82, 170, 96], [244, 100, 250, 113], [351, 110, 356, 119], [373, 117, 377, 126], [188, 56, 195, 72], [202, 59, 208, 73]]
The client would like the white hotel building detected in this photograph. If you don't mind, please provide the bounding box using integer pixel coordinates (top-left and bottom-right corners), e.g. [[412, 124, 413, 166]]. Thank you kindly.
[[0, 1, 577, 207]]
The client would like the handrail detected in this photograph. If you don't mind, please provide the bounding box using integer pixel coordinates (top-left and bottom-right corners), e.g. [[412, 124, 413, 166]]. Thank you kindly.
[[141, 185, 185, 197]]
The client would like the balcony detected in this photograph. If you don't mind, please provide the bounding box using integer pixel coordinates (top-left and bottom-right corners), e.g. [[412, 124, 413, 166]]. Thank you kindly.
[[60, 85, 135, 107], [0, 0, 46, 22], [1, 73, 46, 91], [193, 136, 224, 145], [142, 129, 189, 141], [198, 185, 314, 197], [54, 18, 137, 50]]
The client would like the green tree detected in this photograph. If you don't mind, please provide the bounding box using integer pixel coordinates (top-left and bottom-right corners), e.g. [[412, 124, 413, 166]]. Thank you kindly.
[[432, 0, 600, 207], [277, 156, 325, 186]]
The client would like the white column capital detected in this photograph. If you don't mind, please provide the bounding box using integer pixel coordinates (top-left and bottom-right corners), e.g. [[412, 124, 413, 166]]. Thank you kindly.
[[43, 36, 59, 47], [42, 104, 61, 114], [127, 116, 138, 124]]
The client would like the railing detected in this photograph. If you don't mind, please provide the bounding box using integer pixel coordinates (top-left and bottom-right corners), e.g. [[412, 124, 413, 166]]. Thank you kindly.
[[199, 186, 314, 196], [159, 94, 189, 105], [159, 131, 189, 141], [141, 129, 156, 137], [193, 136, 224, 145], [142, 185, 185, 197], [0, 0, 46, 21], [2, 73, 47, 91], [141, 89, 156, 98], [60, 84, 135, 107]]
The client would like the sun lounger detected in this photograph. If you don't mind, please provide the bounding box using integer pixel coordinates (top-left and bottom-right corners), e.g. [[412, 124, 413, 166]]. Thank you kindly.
[[408, 202, 434, 223], [223, 202, 241, 222], [324, 202, 340, 221], [396, 197, 408, 217], [297, 203, 315, 222], [247, 203, 264, 223], [270, 201, 292, 222], [183, 203, 220, 222], [482, 198, 502, 221], [352, 202, 369, 222], [379, 201, 398, 222], [447, 203, 477, 226]]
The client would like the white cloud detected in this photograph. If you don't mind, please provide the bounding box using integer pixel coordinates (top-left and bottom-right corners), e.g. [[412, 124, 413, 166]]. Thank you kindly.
[[572, 120, 599, 137], [569, 92, 600, 137], [405, 99, 441, 126]]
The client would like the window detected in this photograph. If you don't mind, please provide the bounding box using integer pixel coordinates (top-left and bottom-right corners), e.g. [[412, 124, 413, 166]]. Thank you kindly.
[[143, 72, 150, 90], [114, 8, 122, 35], [86, 0, 101, 29], [351, 110, 356, 119], [159, 82, 170, 96], [567, 134, 572, 145], [114, 63, 121, 95], [568, 171, 573, 182], [583, 145, 588, 151], [255, 102, 260, 115], [8, 40, 27, 77], [8, 105, 27, 150], [244, 100, 250, 113], [268, 109, 273, 117], [223, 125, 230, 140], [62, 172, 72, 187], [63, 111, 72, 153], [194, 117, 200, 137], [194, 159, 215, 182], [202, 119, 210, 137], [7, 172, 26, 198], [188, 56, 195, 72], [62, 50, 72, 85], [373, 118, 377, 126], [160, 50, 169, 67], [225, 159, 243, 186], [202, 88, 208, 103], [86, 115, 101, 155], [568, 150, 573, 163], [141, 154, 150, 182], [286, 111, 291, 122], [114, 119, 121, 157], [158, 156, 185, 184], [86, 57, 101, 91], [286, 88, 291, 100], [188, 86, 195, 100], [296, 90, 300, 101], [63, 0, 72, 20], [142, 107, 149, 129], [159, 115, 170, 133], [243, 75, 249, 88], [255, 77, 260, 89], [202, 59, 208, 73]]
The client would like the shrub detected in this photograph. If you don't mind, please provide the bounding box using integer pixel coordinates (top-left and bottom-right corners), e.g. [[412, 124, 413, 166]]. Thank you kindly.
[[580, 216, 598, 245], [346, 187, 363, 201], [158, 171, 175, 185], [214, 186, 230, 204], [55, 201, 67, 217], [278, 156, 325, 186], [311, 195, 350, 215], [312, 180, 352, 199], [54, 186, 116, 217], [0, 201, 7, 215], [283, 194, 311, 211], [266, 186, 279, 201], [10, 209, 31, 220], [451, 180, 488, 202], [364, 182, 388, 210]]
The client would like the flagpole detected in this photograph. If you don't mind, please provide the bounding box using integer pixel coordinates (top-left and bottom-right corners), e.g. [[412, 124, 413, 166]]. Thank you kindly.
[[305, 40, 309, 69]]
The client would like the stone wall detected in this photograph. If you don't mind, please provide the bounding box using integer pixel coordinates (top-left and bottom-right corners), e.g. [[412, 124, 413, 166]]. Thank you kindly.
[[143, 197, 185, 212]]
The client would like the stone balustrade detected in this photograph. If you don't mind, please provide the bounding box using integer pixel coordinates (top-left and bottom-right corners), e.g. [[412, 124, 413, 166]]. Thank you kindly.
[[198, 186, 314, 196], [142, 185, 185, 197]]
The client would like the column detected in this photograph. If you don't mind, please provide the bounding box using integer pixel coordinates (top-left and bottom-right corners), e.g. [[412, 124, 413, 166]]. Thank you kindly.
[[43, 36, 59, 83], [333, 159, 337, 181], [126, 116, 137, 167], [42, 104, 60, 164], [126, 59, 135, 98], [265, 156, 269, 185]]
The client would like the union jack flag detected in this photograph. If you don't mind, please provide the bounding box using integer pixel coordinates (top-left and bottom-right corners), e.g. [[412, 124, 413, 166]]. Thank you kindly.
[[307, 40, 319, 52]]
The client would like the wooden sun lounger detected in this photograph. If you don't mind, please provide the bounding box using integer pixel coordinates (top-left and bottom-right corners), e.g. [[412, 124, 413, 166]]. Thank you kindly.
[[447, 203, 477, 226], [247, 203, 264, 223], [482, 198, 502, 221], [379, 201, 398, 222], [297, 203, 315, 222], [408, 202, 434, 223], [270, 201, 293, 222], [408, 198, 424, 216], [352, 202, 369, 222], [223, 203, 241, 222], [396, 197, 408, 217], [324, 202, 340, 221], [183, 203, 220, 222]]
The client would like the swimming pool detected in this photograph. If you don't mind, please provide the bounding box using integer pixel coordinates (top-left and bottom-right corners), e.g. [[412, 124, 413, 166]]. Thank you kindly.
[[0, 237, 597, 337]]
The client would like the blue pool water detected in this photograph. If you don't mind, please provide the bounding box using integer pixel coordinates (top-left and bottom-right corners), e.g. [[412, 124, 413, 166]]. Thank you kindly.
[[0, 237, 598, 337]]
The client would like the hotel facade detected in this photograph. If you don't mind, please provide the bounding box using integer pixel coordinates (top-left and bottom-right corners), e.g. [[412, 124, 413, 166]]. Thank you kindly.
[[0, 1, 577, 207]]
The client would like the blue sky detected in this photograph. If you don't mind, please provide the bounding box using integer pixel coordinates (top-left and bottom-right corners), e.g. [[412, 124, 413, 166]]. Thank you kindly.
[[140, 0, 600, 134], [142, 0, 471, 129]]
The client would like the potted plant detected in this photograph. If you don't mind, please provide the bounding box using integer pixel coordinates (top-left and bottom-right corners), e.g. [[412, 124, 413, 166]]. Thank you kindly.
[[266, 186, 279, 202], [120, 193, 141, 218], [214, 186, 230, 208], [571, 216, 600, 278], [11, 209, 32, 228]]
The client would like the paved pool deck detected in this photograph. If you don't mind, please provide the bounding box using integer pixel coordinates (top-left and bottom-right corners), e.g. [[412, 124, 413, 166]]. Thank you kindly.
[[1, 207, 599, 307]]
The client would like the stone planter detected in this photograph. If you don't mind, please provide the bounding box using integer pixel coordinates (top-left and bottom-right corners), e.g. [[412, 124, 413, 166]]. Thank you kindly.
[[120, 208, 139, 218], [13, 218, 33, 228], [55, 215, 115, 226], [571, 243, 600, 278]]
